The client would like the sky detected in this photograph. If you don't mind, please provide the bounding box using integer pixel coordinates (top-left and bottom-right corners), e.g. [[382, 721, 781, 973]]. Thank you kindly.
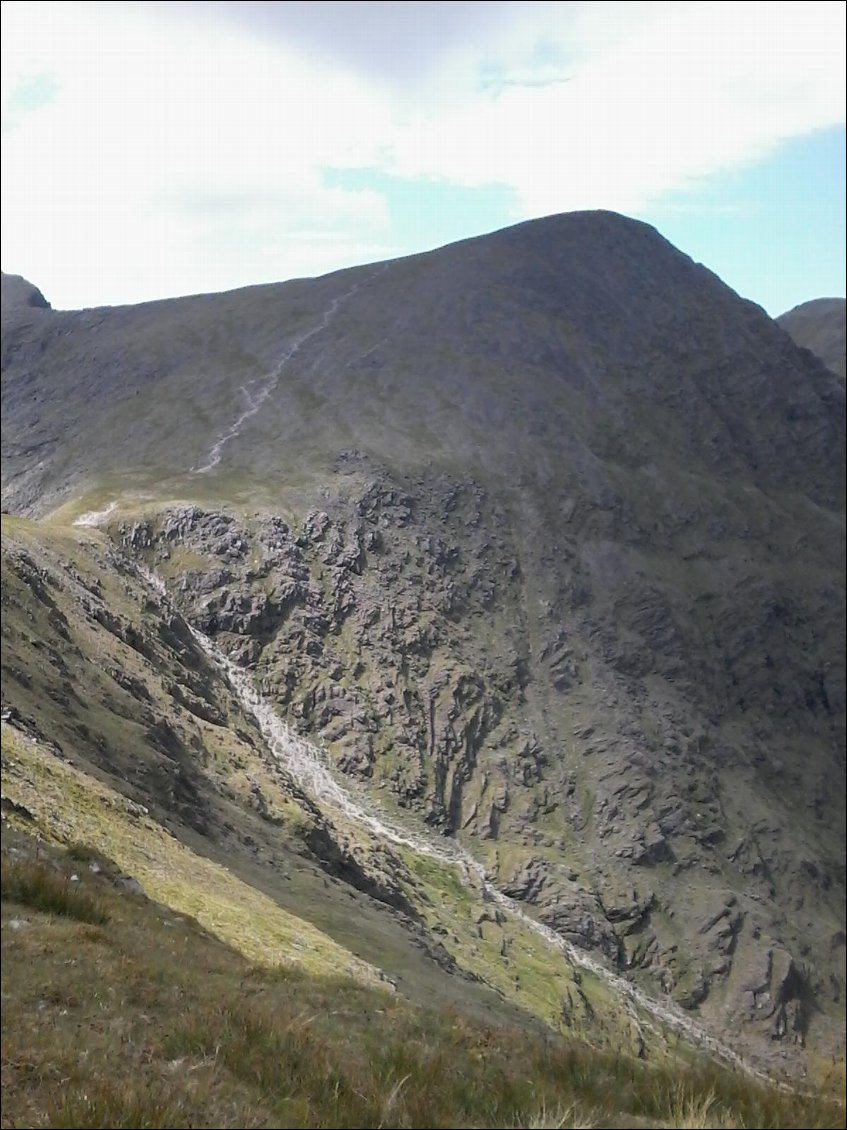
[[1, 0, 844, 315]]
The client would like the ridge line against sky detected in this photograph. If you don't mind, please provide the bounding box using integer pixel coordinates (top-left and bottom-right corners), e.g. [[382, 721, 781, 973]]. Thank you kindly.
[[1, 0, 845, 315]]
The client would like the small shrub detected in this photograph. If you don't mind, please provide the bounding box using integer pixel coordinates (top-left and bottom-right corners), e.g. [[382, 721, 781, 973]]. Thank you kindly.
[[1, 856, 109, 925], [65, 841, 109, 865], [516, 1103, 596, 1128], [665, 1084, 739, 1128]]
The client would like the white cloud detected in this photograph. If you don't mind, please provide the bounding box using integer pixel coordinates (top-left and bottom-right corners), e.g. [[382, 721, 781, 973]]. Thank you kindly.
[[388, 1, 846, 215], [0, 0, 843, 307], [1, 0, 393, 305]]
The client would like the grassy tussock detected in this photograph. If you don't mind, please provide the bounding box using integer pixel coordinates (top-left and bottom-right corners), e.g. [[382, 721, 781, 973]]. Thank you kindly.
[[1, 856, 108, 925], [39, 1083, 210, 1130], [515, 1107, 596, 1129]]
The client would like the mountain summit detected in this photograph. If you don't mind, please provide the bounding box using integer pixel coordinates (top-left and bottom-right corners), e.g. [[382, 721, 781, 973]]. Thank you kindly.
[[3, 212, 843, 515], [778, 296, 846, 379], [2, 211, 844, 1074]]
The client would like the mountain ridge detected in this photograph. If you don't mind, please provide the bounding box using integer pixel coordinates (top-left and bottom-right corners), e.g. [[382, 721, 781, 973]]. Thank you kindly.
[[3, 210, 843, 516]]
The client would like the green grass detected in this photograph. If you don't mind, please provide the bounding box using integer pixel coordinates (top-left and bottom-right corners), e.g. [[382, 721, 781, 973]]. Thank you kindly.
[[396, 848, 652, 1054], [2, 833, 843, 1129]]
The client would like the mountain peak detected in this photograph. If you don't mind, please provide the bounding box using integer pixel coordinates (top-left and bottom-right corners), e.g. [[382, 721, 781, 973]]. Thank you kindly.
[[778, 297, 846, 378], [1, 272, 51, 312]]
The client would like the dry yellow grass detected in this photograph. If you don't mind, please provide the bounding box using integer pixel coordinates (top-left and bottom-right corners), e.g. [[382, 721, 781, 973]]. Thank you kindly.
[[1, 725, 382, 985]]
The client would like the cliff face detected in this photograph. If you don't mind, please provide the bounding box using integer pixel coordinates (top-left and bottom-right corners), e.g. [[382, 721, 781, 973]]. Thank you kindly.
[[2, 211, 844, 1069]]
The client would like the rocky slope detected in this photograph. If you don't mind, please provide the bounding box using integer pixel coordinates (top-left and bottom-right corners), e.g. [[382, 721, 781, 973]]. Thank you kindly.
[[2, 516, 624, 1046], [2, 211, 845, 1072], [778, 297, 846, 379]]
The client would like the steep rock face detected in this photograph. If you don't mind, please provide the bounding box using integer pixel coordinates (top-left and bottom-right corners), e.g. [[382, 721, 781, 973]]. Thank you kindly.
[[2, 211, 845, 1069], [118, 450, 844, 1066], [778, 297, 846, 379]]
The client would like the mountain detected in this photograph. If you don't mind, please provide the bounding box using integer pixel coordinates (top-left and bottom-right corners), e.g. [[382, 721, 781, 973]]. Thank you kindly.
[[778, 297, 846, 379], [2, 211, 845, 1082]]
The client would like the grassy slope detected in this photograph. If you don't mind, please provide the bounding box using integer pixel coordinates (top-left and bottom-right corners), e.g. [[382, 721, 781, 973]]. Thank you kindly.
[[1, 726, 380, 984], [2, 826, 844, 1130]]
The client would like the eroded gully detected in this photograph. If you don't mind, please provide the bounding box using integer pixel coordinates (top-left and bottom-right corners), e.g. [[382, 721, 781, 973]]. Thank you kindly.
[[134, 564, 762, 1079]]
